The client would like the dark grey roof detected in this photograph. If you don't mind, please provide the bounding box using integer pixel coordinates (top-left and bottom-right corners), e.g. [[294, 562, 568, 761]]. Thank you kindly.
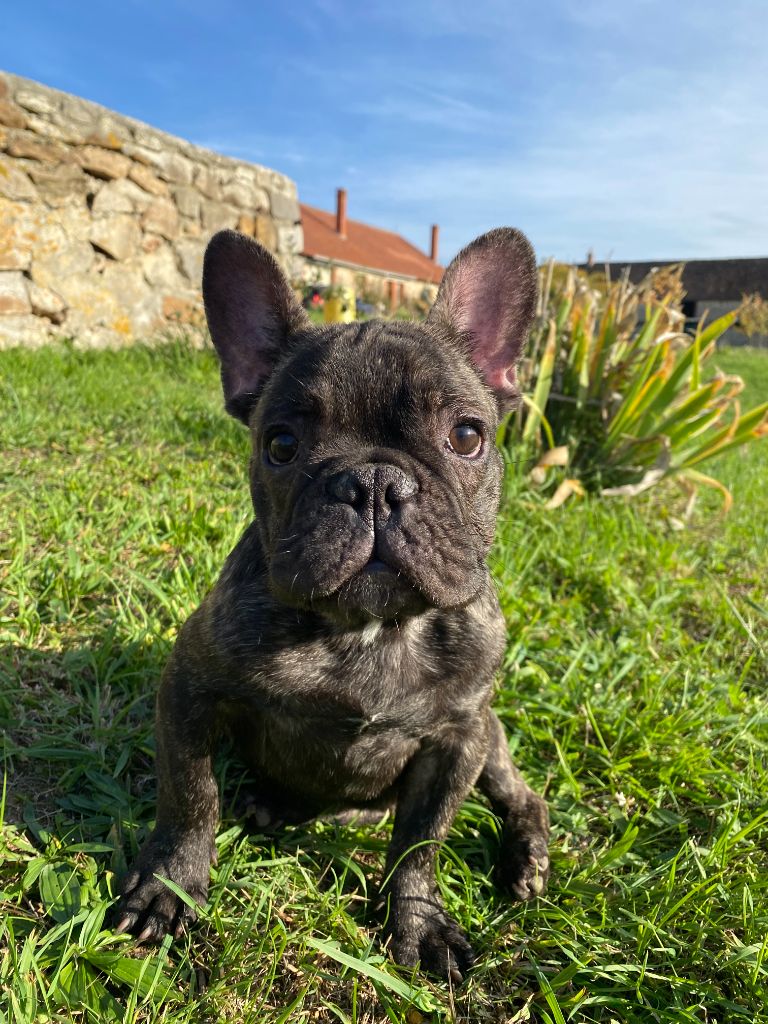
[[578, 257, 768, 301]]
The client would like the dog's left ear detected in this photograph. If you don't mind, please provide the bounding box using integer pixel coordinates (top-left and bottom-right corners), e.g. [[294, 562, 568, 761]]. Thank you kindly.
[[427, 228, 537, 411], [203, 230, 310, 423]]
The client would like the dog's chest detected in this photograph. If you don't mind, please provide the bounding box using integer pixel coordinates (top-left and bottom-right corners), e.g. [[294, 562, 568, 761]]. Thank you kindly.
[[258, 624, 452, 737], [227, 618, 485, 801]]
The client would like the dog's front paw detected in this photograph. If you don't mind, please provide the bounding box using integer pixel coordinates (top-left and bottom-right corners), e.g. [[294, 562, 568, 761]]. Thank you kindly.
[[385, 895, 475, 983], [497, 797, 550, 900], [113, 833, 212, 942]]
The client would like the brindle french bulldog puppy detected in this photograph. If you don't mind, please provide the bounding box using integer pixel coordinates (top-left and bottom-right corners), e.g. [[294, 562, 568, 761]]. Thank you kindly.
[[114, 227, 550, 981]]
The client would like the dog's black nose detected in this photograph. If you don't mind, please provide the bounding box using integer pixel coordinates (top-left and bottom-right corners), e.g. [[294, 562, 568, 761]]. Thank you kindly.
[[326, 465, 417, 513]]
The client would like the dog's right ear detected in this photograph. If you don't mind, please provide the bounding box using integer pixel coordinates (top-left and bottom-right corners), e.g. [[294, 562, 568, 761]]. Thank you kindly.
[[202, 230, 310, 423]]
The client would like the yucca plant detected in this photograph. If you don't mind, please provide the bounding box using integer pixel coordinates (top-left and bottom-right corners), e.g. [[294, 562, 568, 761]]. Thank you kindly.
[[506, 262, 768, 508]]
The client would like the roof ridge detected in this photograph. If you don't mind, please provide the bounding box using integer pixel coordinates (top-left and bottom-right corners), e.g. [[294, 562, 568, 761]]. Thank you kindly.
[[298, 202, 443, 284]]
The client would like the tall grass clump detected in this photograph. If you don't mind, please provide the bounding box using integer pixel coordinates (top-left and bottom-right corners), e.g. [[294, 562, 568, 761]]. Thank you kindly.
[[508, 262, 768, 507]]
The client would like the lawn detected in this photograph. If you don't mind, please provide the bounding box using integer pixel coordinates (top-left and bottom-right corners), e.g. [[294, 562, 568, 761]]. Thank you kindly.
[[1, 339, 766, 1023]]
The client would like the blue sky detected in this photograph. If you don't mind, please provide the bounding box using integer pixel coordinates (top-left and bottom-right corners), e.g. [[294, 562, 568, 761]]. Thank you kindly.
[[3, 1, 767, 264]]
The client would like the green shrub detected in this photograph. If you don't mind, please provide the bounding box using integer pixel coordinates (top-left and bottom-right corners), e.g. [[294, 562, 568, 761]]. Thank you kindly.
[[506, 262, 768, 507]]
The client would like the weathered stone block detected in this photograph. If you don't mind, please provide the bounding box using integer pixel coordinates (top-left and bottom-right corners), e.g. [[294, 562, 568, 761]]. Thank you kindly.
[[59, 95, 97, 133], [90, 213, 141, 260], [254, 212, 277, 251], [77, 146, 131, 180], [0, 160, 37, 200], [101, 262, 162, 335], [192, 163, 219, 199], [174, 238, 205, 284], [122, 143, 155, 166], [24, 114, 71, 142], [162, 292, 204, 324], [222, 178, 269, 210], [0, 100, 27, 129], [56, 276, 129, 339], [201, 200, 237, 232], [0, 200, 36, 269], [7, 129, 69, 164], [87, 114, 132, 150], [155, 150, 194, 185], [34, 203, 94, 249], [142, 197, 179, 240], [179, 217, 201, 237], [237, 213, 255, 236], [28, 162, 89, 207], [0, 271, 31, 314], [15, 87, 59, 116], [128, 163, 169, 196], [277, 223, 303, 255], [126, 144, 194, 184], [32, 236, 96, 288], [0, 313, 55, 348], [172, 185, 200, 219], [132, 126, 164, 151], [143, 242, 186, 291], [142, 234, 163, 253], [259, 168, 295, 196], [0, 76, 8, 101], [269, 190, 300, 222], [92, 178, 149, 215], [28, 280, 66, 323]]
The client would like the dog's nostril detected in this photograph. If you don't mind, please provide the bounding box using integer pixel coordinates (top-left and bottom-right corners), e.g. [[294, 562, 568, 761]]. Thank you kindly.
[[380, 469, 418, 507], [327, 470, 368, 507], [385, 481, 411, 506], [327, 465, 416, 511]]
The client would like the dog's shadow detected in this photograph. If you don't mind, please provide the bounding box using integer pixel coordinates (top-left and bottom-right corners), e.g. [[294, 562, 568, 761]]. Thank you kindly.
[[0, 636, 400, 890], [1, 633, 162, 839]]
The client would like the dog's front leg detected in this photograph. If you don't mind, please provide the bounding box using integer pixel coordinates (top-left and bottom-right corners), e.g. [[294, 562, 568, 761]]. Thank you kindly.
[[476, 709, 550, 899], [383, 727, 486, 982], [114, 659, 219, 941]]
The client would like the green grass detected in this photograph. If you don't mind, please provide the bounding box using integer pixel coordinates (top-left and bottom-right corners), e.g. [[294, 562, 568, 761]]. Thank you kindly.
[[1, 339, 767, 1024]]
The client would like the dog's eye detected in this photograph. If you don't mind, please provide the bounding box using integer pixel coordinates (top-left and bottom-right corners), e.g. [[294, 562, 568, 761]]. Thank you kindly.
[[266, 432, 299, 465], [448, 424, 482, 458]]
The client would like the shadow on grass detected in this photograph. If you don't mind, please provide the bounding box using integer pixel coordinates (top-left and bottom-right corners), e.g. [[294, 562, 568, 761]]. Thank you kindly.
[[0, 635, 159, 835], [0, 634, 407, 909]]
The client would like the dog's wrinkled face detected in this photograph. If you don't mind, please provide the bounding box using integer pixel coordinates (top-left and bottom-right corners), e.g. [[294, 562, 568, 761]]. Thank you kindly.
[[251, 321, 502, 621], [202, 227, 537, 624]]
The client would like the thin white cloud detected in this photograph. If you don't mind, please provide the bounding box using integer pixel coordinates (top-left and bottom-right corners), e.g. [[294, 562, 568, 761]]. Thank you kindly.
[[341, 31, 768, 262]]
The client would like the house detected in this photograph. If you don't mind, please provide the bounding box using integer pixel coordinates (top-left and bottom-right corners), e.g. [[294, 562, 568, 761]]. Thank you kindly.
[[299, 189, 443, 312], [579, 257, 768, 345]]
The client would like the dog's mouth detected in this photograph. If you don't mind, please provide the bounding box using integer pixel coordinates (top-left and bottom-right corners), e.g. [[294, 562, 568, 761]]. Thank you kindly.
[[360, 557, 392, 575], [267, 483, 486, 624], [330, 552, 422, 622], [269, 527, 426, 623]]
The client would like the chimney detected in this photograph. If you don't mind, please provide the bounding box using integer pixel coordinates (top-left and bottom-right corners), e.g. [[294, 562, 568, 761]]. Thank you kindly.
[[336, 188, 347, 238], [430, 224, 439, 263]]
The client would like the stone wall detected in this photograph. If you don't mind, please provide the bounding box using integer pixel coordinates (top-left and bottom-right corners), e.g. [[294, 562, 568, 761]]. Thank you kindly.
[[0, 71, 302, 348]]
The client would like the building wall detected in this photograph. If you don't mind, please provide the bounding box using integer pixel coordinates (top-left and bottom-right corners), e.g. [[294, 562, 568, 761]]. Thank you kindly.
[[0, 71, 303, 348], [301, 258, 439, 311], [691, 300, 768, 348]]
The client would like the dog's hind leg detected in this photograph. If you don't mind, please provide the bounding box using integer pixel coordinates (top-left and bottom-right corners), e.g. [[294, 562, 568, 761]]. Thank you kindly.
[[328, 799, 395, 826], [233, 780, 396, 831], [233, 780, 319, 831], [476, 709, 550, 900]]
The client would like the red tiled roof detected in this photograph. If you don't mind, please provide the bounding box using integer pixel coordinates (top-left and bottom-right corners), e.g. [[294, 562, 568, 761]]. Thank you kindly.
[[300, 203, 443, 285]]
